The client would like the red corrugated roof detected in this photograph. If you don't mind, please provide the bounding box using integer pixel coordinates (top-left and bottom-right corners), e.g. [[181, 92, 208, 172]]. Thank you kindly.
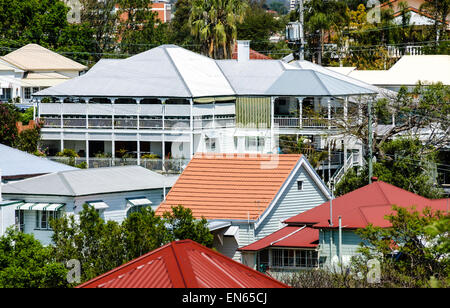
[[155, 153, 302, 220], [285, 181, 447, 229], [239, 226, 319, 251], [77, 240, 288, 288]]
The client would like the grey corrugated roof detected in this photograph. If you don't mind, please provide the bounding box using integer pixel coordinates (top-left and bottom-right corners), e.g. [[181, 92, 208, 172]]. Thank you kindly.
[[2, 166, 177, 196], [0, 143, 76, 178], [35, 45, 379, 98]]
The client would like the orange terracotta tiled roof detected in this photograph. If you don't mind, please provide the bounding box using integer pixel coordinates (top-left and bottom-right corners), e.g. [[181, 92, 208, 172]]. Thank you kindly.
[[155, 153, 302, 221]]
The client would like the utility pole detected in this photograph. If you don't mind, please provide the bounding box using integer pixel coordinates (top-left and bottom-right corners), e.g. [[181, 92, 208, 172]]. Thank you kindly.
[[298, 0, 305, 61]]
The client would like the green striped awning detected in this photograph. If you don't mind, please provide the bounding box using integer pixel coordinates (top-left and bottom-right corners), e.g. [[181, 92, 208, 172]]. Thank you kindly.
[[16, 202, 64, 211]]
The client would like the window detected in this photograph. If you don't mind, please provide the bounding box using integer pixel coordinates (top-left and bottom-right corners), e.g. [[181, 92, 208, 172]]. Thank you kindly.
[[297, 181, 303, 191], [205, 137, 216, 152], [15, 210, 24, 232], [0, 88, 12, 101], [35, 211, 59, 230], [24, 87, 32, 99], [271, 249, 318, 268], [272, 249, 283, 267], [245, 136, 265, 152]]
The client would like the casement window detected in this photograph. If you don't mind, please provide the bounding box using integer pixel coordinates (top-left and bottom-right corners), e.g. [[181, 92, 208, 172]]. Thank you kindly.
[[24, 87, 32, 100], [271, 249, 318, 268], [35, 211, 59, 230]]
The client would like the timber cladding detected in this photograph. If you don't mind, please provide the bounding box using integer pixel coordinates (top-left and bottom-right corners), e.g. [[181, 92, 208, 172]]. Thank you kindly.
[[236, 96, 271, 128]]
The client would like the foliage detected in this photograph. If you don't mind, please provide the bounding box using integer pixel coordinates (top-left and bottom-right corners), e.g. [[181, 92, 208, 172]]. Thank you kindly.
[[334, 83, 450, 172], [14, 124, 41, 154], [50, 204, 212, 284], [353, 206, 450, 288], [0, 103, 20, 147], [335, 137, 445, 199], [0, 103, 41, 153], [237, 2, 286, 55], [190, 0, 248, 59], [0, 0, 93, 66], [79, 0, 117, 61], [0, 228, 69, 288], [116, 0, 169, 55], [169, 0, 197, 49], [279, 135, 330, 168], [162, 205, 213, 247]]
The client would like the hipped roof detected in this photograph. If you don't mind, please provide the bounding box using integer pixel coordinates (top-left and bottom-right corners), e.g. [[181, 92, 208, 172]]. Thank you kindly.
[[36, 44, 378, 99], [285, 181, 448, 229], [0, 143, 76, 178], [2, 166, 177, 197], [1, 44, 87, 72], [77, 240, 288, 288]]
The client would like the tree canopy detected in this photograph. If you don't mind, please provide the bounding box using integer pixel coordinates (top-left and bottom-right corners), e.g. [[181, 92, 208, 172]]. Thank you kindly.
[[50, 204, 213, 284]]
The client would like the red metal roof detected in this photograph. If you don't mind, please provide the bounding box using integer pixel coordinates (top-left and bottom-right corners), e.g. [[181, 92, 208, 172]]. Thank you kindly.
[[239, 226, 319, 251], [77, 240, 288, 288], [155, 153, 302, 221], [285, 181, 448, 229]]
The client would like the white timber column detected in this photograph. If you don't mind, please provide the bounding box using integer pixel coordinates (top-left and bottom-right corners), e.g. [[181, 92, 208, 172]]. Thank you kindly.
[[85, 98, 90, 167], [358, 96, 363, 125], [270, 96, 275, 152], [343, 97, 349, 167], [60, 97, 64, 152], [297, 97, 305, 129], [161, 98, 166, 171], [190, 98, 194, 158], [327, 97, 332, 130], [137, 98, 141, 166], [111, 98, 115, 165]]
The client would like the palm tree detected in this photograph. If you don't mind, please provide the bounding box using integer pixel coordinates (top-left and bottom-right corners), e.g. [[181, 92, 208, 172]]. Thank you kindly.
[[189, 0, 248, 59]]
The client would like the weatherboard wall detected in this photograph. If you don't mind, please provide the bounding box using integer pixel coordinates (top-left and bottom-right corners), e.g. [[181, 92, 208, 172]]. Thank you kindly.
[[256, 164, 328, 239], [319, 229, 365, 268]]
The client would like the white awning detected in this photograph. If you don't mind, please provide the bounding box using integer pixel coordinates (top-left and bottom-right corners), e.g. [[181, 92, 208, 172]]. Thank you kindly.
[[87, 201, 109, 210], [127, 197, 152, 207], [45, 203, 64, 211], [16, 202, 64, 211], [16, 202, 36, 210], [32, 203, 50, 211]]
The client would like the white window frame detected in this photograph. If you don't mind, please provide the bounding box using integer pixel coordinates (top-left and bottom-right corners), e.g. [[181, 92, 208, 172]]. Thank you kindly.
[[270, 248, 319, 269]]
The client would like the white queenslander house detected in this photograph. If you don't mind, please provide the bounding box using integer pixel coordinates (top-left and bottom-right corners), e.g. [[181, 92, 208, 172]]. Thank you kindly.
[[32, 41, 388, 184]]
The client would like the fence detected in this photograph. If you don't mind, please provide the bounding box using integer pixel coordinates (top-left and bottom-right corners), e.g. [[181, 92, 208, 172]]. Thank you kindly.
[[47, 157, 190, 174]]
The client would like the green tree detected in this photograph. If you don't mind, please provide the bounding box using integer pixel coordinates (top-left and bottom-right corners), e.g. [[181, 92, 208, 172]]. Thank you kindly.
[[162, 205, 213, 247], [0, 228, 69, 288], [335, 138, 445, 199], [190, 0, 248, 59], [117, 0, 169, 55], [237, 1, 287, 57], [353, 205, 449, 287], [420, 0, 450, 47], [169, 0, 197, 49], [0, 103, 20, 147], [79, 0, 118, 60], [50, 204, 213, 284]]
